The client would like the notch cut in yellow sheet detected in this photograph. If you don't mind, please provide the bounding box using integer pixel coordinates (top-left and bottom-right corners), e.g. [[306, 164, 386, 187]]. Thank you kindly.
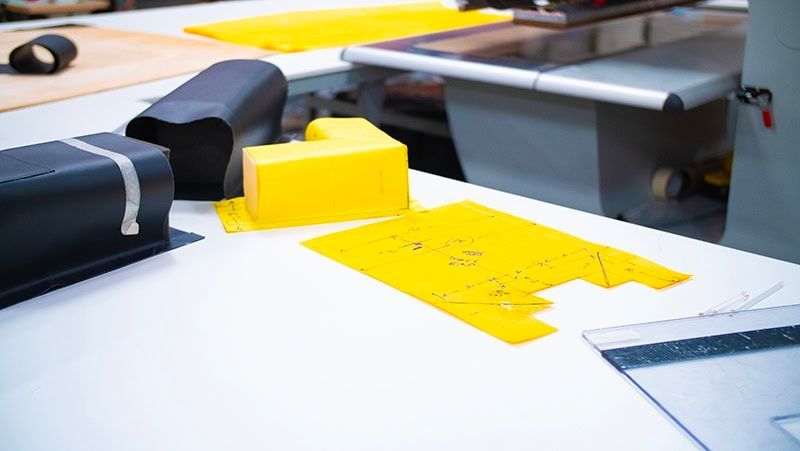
[[183, 2, 509, 53], [303, 201, 690, 344]]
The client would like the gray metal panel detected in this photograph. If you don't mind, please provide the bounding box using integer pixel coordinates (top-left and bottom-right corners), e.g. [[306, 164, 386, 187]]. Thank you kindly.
[[341, 46, 540, 90], [722, 0, 800, 263], [536, 26, 745, 110], [445, 78, 605, 214], [445, 77, 729, 218], [596, 99, 729, 216]]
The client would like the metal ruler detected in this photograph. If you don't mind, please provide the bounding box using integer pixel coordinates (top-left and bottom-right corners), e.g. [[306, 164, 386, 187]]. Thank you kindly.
[[602, 324, 800, 370]]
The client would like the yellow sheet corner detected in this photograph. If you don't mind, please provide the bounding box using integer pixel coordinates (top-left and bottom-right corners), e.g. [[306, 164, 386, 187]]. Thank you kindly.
[[183, 2, 509, 52], [302, 200, 690, 344], [215, 197, 423, 233]]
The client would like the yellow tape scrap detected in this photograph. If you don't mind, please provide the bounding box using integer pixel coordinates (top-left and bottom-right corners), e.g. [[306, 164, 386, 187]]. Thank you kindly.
[[183, 2, 509, 52], [303, 200, 690, 344], [215, 197, 424, 233]]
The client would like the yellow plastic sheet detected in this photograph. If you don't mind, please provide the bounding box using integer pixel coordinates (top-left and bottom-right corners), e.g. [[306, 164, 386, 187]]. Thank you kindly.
[[303, 201, 690, 344], [215, 197, 423, 233], [183, 2, 509, 52]]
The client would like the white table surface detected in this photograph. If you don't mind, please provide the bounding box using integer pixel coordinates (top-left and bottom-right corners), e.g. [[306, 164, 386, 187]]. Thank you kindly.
[[2, 0, 798, 449], [1, 169, 799, 451]]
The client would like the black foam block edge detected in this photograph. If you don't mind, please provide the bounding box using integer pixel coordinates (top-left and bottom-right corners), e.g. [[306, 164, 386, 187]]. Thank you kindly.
[[0, 228, 203, 310]]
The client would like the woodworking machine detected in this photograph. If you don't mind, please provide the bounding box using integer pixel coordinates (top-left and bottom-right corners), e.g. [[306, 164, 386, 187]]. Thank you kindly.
[[344, 0, 800, 262], [456, 0, 800, 263]]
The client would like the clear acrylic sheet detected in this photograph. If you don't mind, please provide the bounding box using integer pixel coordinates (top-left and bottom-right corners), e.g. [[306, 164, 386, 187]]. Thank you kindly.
[[584, 304, 800, 450]]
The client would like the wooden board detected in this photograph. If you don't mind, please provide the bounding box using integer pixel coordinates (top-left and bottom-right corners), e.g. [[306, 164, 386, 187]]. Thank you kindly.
[[0, 26, 272, 112]]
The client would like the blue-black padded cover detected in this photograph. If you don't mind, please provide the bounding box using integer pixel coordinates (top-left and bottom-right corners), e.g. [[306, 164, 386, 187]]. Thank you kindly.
[[0, 132, 202, 308], [126, 59, 288, 200]]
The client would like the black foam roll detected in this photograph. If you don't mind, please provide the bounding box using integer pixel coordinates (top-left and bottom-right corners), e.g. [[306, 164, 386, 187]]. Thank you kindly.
[[9, 34, 78, 74]]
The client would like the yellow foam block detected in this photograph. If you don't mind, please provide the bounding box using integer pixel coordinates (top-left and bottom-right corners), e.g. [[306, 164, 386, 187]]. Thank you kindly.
[[215, 118, 411, 233], [183, 2, 509, 53], [303, 201, 691, 344]]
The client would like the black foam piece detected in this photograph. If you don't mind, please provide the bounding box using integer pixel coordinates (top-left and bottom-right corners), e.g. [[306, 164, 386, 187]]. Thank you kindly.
[[0, 133, 203, 309], [9, 34, 78, 74], [126, 59, 288, 200]]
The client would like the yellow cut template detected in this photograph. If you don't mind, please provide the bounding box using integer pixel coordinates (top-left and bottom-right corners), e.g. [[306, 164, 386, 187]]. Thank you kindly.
[[303, 200, 690, 344], [184, 2, 508, 53]]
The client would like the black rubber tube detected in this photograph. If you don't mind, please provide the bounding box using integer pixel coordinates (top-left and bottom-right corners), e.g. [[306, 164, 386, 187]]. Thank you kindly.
[[9, 34, 78, 74]]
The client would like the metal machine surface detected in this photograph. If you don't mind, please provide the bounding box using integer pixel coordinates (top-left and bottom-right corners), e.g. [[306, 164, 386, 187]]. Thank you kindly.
[[721, 0, 800, 263], [469, 0, 800, 263], [346, 10, 745, 108], [458, 0, 702, 27], [345, 0, 800, 263], [344, 8, 746, 239]]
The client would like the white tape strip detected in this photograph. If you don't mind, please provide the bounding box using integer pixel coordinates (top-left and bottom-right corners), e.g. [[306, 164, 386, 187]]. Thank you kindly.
[[61, 138, 141, 236]]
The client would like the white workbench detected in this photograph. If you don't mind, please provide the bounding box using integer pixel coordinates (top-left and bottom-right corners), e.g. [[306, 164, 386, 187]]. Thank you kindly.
[[0, 0, 427, 149], [1, 170, 798, 451], [1, 1, 798, 450]]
